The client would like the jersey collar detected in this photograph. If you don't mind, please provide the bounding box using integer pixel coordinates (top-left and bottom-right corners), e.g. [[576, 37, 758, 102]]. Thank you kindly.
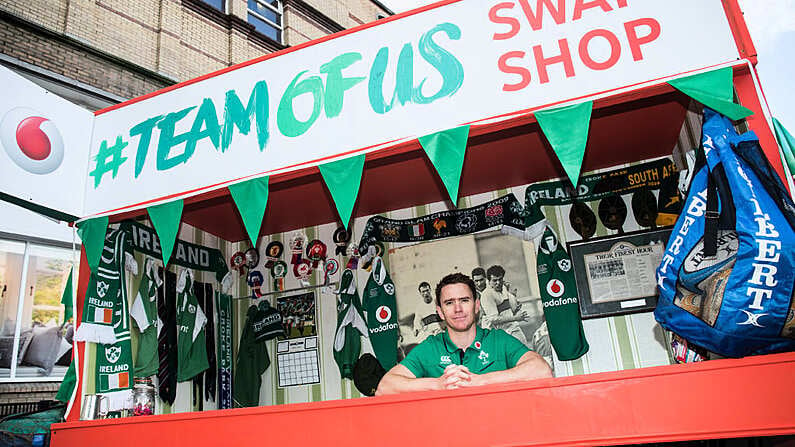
[[441, 326, 486, 353]]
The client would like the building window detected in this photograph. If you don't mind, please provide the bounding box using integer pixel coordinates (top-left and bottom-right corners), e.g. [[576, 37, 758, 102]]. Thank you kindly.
[[247, 0, 283, 43], [0, 240, 76, 381], [201, 0, 225, 12]]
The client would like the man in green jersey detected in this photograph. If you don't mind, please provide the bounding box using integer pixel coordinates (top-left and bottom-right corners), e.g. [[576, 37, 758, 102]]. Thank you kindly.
[[376, 273, 552, 395]]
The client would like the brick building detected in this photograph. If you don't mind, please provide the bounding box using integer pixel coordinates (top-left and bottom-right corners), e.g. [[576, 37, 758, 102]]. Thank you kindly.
[[0, 0, 391, 414]]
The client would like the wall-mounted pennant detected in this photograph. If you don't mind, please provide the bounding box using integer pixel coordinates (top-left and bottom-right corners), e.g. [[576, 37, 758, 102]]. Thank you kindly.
[[76, 216, 109, 272], [229, 176, 270, 247], [147, 200, 183, 266], [318, 154, 365, 229], [668, 67, 753, 121], [535, 101, 593, 188], [418, 125, 470, 206]]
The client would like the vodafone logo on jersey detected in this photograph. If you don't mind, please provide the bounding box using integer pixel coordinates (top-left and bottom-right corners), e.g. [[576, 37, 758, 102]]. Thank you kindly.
[[546, 279, 565, 298], [1, 107, 64, 174], [375, 305, 392, 323]]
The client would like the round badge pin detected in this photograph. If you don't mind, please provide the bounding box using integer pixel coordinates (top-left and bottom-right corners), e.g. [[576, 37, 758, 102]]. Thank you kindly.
[[245, 247, 260, 269], [306, 239, 327, 267], [230, 251, 247, 276]]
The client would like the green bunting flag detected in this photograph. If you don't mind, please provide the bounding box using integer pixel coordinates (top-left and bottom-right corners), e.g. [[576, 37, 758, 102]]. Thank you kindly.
[[60, 267, 74, 324], [535, 102, 593, 188], [229, 176, 270, 246], [76, 216, 109, 272], [418, 125, 470, 206], [147, 200, 183, 266], [773, 118, 795, 175], [318, 154, 365, 228], [55, 359, 77, 403], [668, 67, 753, 121]]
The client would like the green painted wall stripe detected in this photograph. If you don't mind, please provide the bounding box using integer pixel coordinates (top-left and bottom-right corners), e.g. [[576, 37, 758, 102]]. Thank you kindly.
[[612, 315, 637, 370]]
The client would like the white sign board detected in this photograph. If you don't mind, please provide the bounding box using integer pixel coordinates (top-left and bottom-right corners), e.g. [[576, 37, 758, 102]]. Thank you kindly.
[[84, 0, 740, 216], [0, 65, 94, 220]]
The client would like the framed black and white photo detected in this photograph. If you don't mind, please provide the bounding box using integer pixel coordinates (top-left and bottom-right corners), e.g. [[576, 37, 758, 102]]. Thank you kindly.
[[568, 229, 672, 319]]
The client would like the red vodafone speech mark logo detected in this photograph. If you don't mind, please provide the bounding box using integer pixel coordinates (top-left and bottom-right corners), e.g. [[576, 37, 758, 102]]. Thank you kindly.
[[375, 305, 391, 323], [546, 279, 565, 298], [1, 107, 64, 174]]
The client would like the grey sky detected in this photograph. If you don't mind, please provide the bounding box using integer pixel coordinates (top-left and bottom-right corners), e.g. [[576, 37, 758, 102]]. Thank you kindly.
[[380, 0, 794, 129]]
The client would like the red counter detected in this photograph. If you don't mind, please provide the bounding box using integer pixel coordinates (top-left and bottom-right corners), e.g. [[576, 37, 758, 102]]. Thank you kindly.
[[51, 351, 795, 447]]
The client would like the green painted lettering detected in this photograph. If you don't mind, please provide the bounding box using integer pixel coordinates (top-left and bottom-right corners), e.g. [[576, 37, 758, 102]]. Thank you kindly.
[[130, 115, 163, 178], [221, 80, 270, 152], [156, 106, 195, 171], [319, 52, 365, 118], [277, 70, 324, 138], [368, 44, 414, 114], [414, 23, 464, 104]]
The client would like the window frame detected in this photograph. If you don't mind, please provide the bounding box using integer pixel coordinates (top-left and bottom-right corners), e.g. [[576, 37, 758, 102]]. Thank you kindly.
[[247, 0, 284, 44], [1, 237, 79, 382]]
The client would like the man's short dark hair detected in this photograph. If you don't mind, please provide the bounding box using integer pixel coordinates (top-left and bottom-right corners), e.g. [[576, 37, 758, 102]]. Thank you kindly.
[[435, 273, 477, 306], [471, 267, 485, 278], [418, 281, 430, 291], [486, 265, 505, 279]]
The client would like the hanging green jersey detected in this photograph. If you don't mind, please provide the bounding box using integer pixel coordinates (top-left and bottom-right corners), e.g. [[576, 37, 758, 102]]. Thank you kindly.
[[176, 270, 209, 382], [333, 269, 368, 379], [130, 258, 161, 378], [363, 257, 399, 370], [536, 226, 589, 361], [233, 305, 271, 408]]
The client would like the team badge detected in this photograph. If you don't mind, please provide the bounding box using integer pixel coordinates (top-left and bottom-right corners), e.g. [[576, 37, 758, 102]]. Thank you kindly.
[[546, 279, 565, 298], [1, 107, 65, 174], [433, 218, 447, 235], [306, 239, 327, 267], [375, 305, 392, 323], [105, 346, 121, 364], [293, 260, 312, 280], [245, 247, 260, 269], [96, 281, 109, 298], [264, 241, 283, 268], [557, 259, 571, 272], [229, 251, 246, 275], [456, 213, 477, 233], [384, 283, 395, 295], [188, 304, 196, 313], [478, 350, 489, 363], [379, 224, 400, 241]]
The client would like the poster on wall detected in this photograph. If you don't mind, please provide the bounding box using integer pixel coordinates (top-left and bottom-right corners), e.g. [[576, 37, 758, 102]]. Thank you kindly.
[[388, 231, 554, 371], [276, 292, 316, 339]]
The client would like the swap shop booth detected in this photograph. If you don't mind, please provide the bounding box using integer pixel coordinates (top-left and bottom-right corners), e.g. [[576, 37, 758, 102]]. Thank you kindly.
[[2, 0, 794, 446]]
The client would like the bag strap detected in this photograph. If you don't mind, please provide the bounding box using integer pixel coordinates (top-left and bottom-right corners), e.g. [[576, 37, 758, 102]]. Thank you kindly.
[[704, 171, 720, 258]]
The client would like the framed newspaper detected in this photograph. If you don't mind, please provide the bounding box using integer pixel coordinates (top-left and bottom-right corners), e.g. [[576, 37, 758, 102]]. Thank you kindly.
[[568, 229, 672, 319]]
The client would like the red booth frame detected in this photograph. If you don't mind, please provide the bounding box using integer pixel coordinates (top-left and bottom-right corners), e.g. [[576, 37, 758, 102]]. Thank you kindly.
[[51, 0, 795, 445]]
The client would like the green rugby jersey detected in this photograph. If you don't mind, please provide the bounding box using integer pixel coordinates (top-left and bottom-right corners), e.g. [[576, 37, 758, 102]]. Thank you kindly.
[[401, 326, 529, 378]]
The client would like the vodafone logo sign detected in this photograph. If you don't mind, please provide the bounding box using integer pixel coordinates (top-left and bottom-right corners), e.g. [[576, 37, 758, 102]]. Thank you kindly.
[[1, 107, 64, 174], [375, 305, 392, 323], [546, 279, 565, 298]]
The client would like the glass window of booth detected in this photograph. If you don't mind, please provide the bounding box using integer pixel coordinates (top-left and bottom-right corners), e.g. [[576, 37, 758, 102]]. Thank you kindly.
[[0, 239, 77, 380]]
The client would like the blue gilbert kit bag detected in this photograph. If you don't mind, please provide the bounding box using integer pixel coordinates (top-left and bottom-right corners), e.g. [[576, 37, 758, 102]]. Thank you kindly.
[[655, 108, 795, 357]]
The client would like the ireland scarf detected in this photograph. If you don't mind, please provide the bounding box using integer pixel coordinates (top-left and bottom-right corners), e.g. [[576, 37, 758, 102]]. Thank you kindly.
[[334, 269, 368, 379], [75, 227, 132, 344], [536, 226, 589, 361], [216, 291, 233, 409], [364, 257, 399, 370]]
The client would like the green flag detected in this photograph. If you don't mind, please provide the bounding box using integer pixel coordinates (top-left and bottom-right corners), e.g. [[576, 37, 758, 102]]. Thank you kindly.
[[773, 118, 795, 175], [418, 125, 470, 206], [55, 359, 77, 403], [318, 155, 365, 228], [229, 176, 270, 246], [76, 216, 109, 272], [535, 101, 593, 187], [60, 267, 74, 324], [668, 67, 753, 121], [147, 200, 183, 266]]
